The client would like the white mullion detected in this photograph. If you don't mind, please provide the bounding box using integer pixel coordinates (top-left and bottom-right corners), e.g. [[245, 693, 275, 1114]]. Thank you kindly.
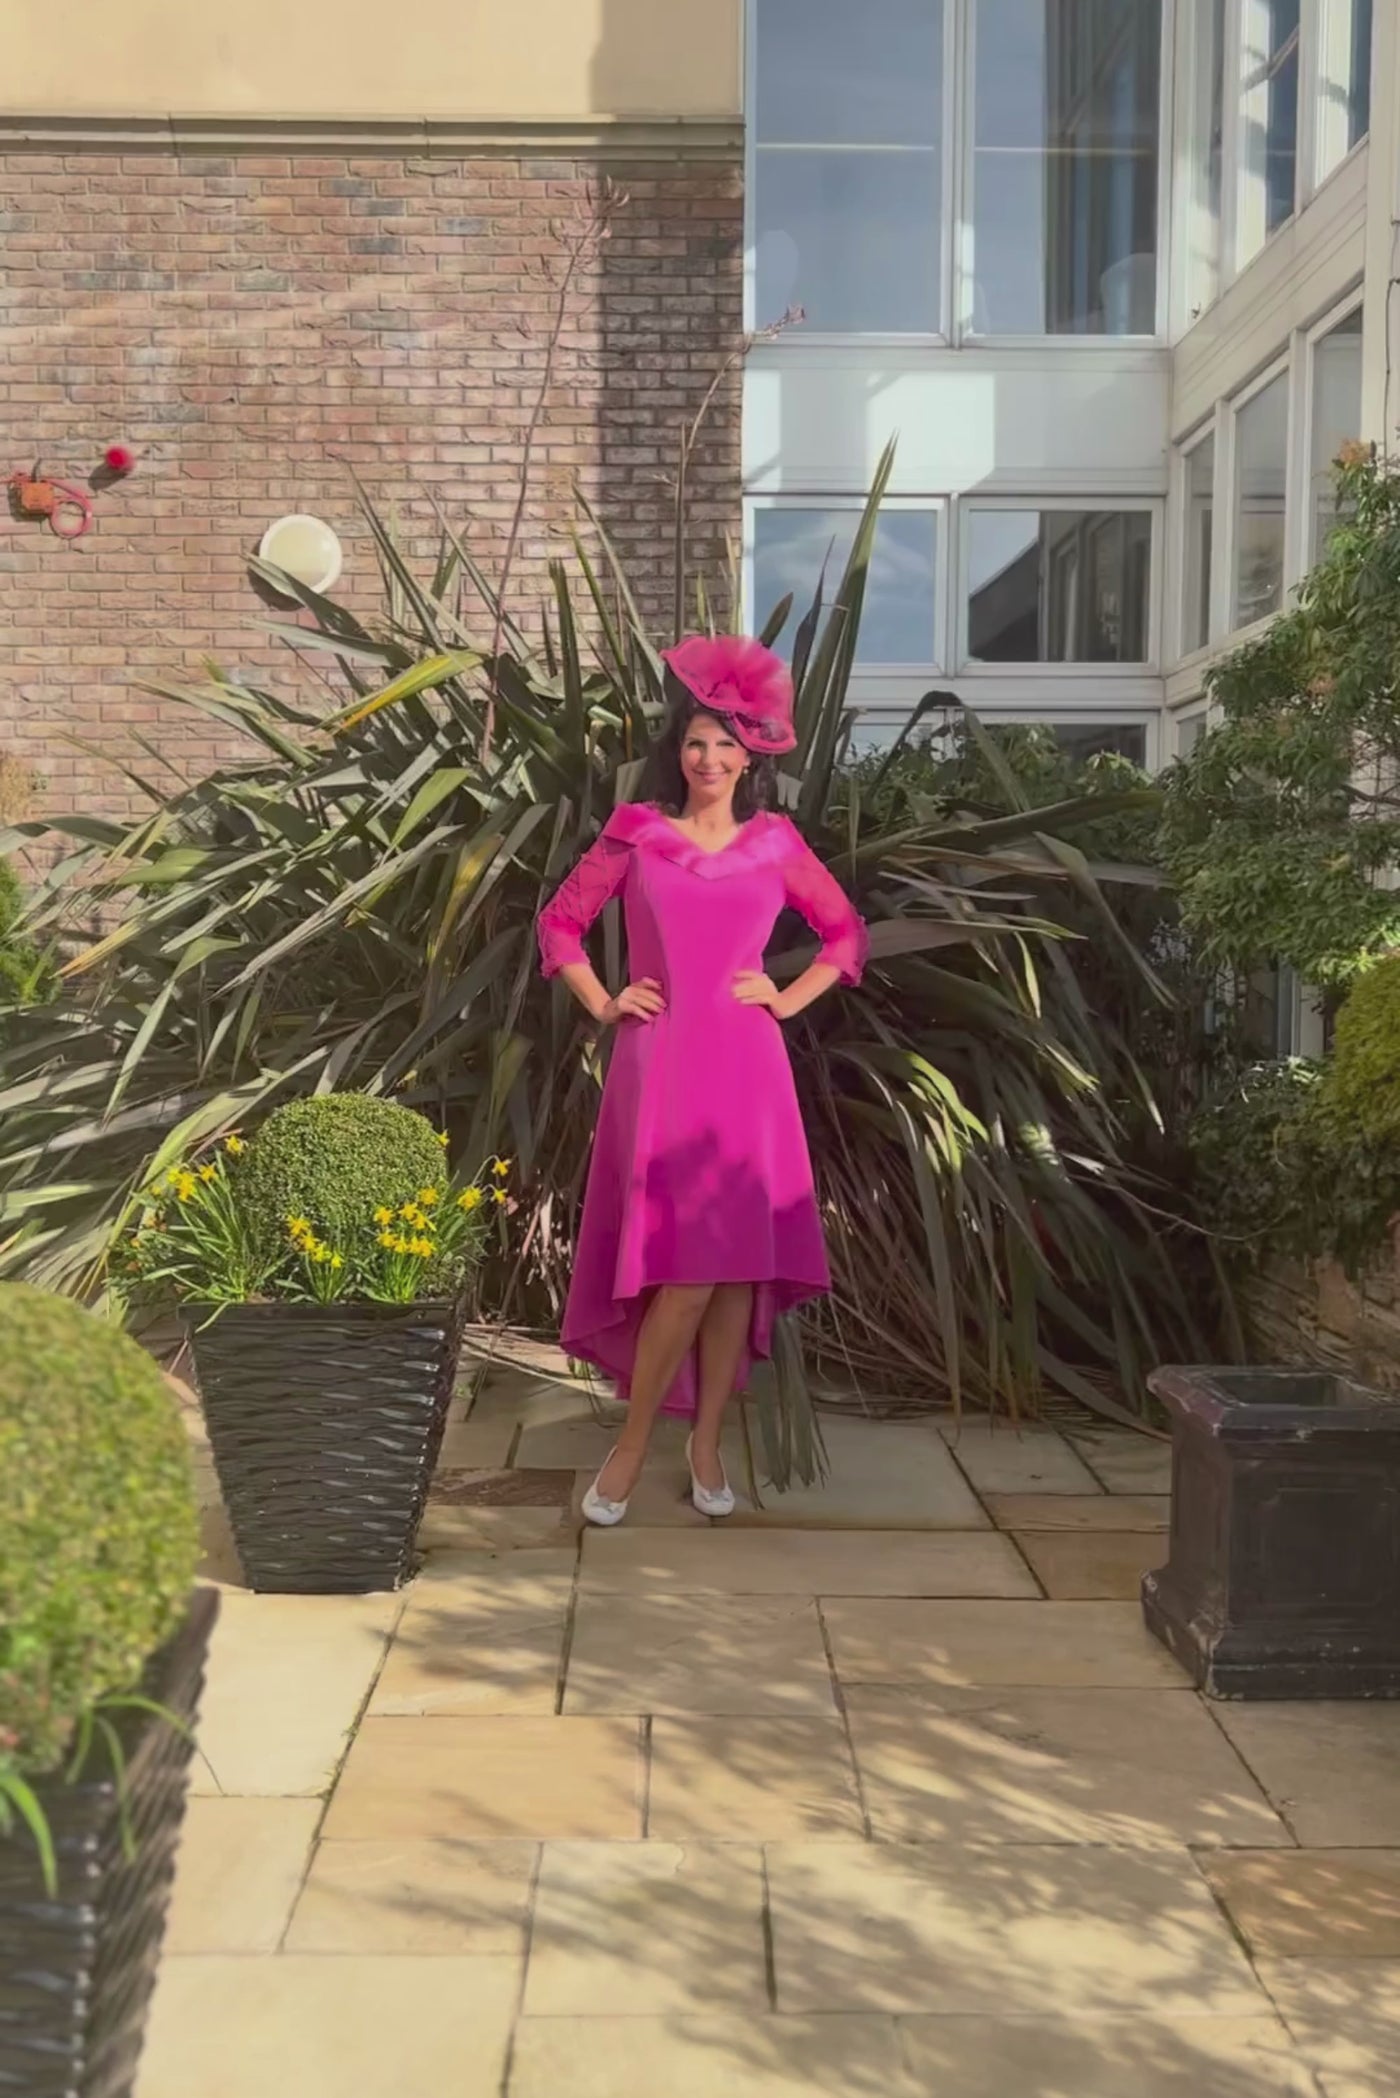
[[953, 0, 977, 341], [1212, 393, 1237, 642], [1156, 0, 1180, 341], [940, 0, 961, 343], [1283, 330, 1309, 592]]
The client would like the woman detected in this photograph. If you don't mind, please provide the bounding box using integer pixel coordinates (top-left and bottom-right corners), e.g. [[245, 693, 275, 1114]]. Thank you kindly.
[[536, 634, 866, 1524]]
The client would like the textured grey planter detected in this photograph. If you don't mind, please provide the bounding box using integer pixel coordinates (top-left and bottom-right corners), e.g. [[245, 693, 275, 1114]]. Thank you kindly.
[[190, 1299, 461, 1593], [1142, 1365, 1400, 1698], [0, 1587, 218, 2098]]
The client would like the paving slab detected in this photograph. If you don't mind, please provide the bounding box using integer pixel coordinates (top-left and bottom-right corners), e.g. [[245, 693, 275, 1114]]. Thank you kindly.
[[578, 1526, 1037, 1598], [509, 2014, 915, 2096], [1013, 1529, 1168, 1599], [164, 1798, 321, 1953], [1203, 1849, 1400, 1957], [564, 1593, 837, 1716], [845, 1685, 1288, 1847], [1067, 1427, 1175, 1495], [898, 2014, 1317, 2097], [729, 1413, 989, 1529], [419, 1500, 576, 1551], [323, 1715, 645, 1840], [1213, 1702, 1400, 1845], [285, 1837, 537, 1953], [436, 1411, 517, 1468], [986, 1493, 1170, 1532], [1258, 1957, 1400, 2098], [822, 1598, 1191, 1690], [937, 1417, 1101, 1495], [136, 1954, 519, 2098], [766, 1842, 1268, 2018], [524, 1841, 768, 2016], [369, 1551, 573, 1716], [648, 1716, 865, 1840], [190, 1592, 399, 1797]]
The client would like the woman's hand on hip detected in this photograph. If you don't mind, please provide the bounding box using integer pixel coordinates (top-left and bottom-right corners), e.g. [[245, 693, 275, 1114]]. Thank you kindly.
[[731, 971, 789, 1019], [601, 978, 666, 1025]]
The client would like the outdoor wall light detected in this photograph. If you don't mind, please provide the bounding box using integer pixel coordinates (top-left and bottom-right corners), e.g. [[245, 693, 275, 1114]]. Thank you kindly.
[[258, 513, 343, 594]]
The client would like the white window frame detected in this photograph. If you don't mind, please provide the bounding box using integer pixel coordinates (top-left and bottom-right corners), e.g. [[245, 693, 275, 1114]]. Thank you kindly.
[[1297, 288, 1363, 572], [1220, 352, 1295, 641], [744, 0, 1174, 348], [1312, 0, 1371, 190], [743, 0, 958, 344], [843, 705, 1164, 774], [955, 495, 1162, 675], [744, 493, 950, 672], [1171, 418, 1224, 666], [958, 0, 1175, 346]]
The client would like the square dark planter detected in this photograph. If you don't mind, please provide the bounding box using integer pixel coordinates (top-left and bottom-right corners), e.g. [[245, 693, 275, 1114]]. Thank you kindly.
[[189, 1299, 461, 1595], [1142, 1365, 1400, 1698], [0, 1586, 219, 2098]]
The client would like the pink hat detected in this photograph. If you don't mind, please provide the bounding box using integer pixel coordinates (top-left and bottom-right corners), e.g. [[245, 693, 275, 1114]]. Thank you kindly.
[[660, 634, 797, 756]]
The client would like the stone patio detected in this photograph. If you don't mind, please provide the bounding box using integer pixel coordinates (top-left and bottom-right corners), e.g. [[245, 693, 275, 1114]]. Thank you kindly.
[[142, 1356, 1400, 2097]]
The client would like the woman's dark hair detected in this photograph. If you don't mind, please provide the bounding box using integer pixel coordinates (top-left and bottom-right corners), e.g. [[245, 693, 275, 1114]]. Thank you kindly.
[[637, 673, 779, 819]]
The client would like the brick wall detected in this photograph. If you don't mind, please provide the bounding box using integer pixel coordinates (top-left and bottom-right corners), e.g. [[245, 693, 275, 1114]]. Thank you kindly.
[[0, 150, 742, 823], [1240, 1247, 1400, 1393]]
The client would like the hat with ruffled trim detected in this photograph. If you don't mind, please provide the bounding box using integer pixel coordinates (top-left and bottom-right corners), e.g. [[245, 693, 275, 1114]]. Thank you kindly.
[[660, 634, 797, 756]]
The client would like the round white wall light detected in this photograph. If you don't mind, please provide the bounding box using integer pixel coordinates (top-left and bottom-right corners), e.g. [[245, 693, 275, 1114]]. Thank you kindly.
[[258, 513, 344, 594]]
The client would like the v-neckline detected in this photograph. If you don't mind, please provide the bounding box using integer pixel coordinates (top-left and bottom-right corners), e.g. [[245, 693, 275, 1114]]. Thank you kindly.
[[661, 816, 748, 859]]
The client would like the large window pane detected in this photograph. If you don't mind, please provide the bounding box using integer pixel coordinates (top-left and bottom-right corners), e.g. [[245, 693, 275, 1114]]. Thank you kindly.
[[969, 0, 1161, 336], [1317, 0, 1373, 179], [753, 507, 939, 664], [965, 509, 1151, 663], [1184, 433, 1215, 653], [1232, 373, 1288, 629], [753, 0, 944, 332], [1238, 0, 1300, 265], [1310, 310, 1363, 559]]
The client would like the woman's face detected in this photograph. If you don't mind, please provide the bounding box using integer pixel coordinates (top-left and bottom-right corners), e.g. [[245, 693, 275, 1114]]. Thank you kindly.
[[680, 712, 748, 808]]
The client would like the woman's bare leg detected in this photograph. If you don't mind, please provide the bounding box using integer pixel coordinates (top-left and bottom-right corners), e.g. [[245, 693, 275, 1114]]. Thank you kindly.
[[690, 1283, 754, 1489], [595, 1284, 713, 1501]]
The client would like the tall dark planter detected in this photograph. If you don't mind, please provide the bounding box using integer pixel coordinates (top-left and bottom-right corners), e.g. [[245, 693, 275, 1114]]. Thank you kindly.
[[189, 1300, 461, 1594], [1142, 1365, 1400, 1698], [0, 1587, 219, 2098]]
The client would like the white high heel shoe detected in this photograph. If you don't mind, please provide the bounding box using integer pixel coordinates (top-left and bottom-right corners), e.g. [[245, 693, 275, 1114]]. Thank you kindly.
[[581, 1447, 633, 1528], [686, 1433, 736, 1518]]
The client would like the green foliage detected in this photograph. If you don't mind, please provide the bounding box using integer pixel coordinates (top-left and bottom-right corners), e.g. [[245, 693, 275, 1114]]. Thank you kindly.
[[116, 1105, 499, 1312], [1190, 1052, 1400, 1278], [0, 450, 1217, 1460], [1321, 956, 1400, 1144], [1160, 453, 1400, 984], [0, 1282, 198, 1779], [238, 1094, 447, 1263], [0, 857, 47, 1023]]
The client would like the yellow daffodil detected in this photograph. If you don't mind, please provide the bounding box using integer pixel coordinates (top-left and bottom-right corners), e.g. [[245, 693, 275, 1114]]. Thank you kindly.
[[330, 1253, 344, 1270], [416, 1187, 439, 1208], [436, 1130, 450, 1147], [165, 1167, 184, 1189], [400, 1203, 422, 1225], [492, 1187, 508, 1206], [198, 1163, 217, 1183], [174, 1171, 198, 1202], [491, 1157, 511, 1179], [225, 1133, 246, 1156], [409, 1236, 434, 1257], [391, 1235, 411, 1256], [287, 1214, 312, 1236], [378, 1231, 397, 1250], [457, 1186, 483, 1212], [373, 1206, 394, 1227]]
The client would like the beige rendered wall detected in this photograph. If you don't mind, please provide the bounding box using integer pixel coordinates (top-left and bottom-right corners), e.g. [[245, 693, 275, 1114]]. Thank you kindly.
[[0, 0, 740, 123]]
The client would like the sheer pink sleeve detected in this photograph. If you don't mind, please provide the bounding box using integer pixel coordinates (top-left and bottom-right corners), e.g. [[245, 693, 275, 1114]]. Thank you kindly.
[[781, 825, 867, 986], [537, 826, 632, 978]]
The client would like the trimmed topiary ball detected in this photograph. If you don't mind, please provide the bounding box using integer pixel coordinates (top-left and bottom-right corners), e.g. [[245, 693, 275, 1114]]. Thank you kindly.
[[0, 1282, 199, 1777], [1321, 956, 1400, 1144], [239, 1093, 447, 1265]]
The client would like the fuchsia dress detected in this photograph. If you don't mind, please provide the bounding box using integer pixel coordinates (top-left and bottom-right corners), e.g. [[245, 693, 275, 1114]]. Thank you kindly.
[[537, 801, 867, 1415]]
